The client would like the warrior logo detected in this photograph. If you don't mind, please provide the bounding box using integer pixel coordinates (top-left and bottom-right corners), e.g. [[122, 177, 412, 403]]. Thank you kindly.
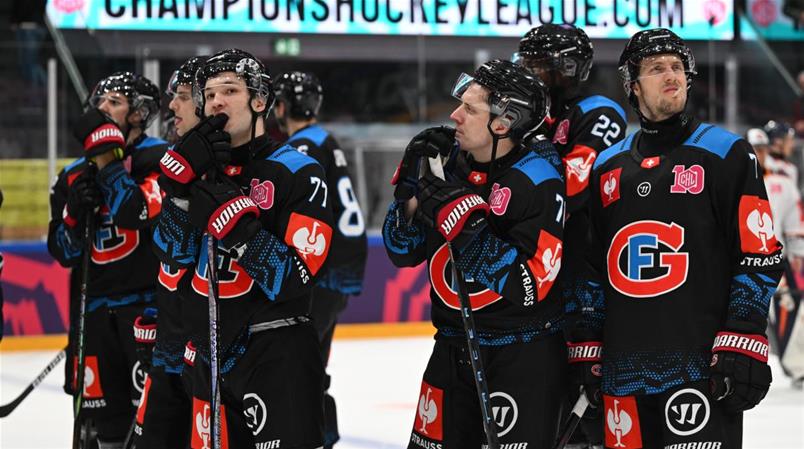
[[243, 393, 267, 436], [414, 382, 443, 440], [429, 243, 502, 311], [607, 221, 688, 297], [132, 361, 147, 394], [249, 179, 275, 210], [600, 168, 621, 207], [604, 396, 642, 449], [670, 165, 705, 194], [564, 144, 596, 197], [489, 183, 512, 215], [739, 195, 779, 255], [664, 388, 710, 436], [490, 391, 519, 437]]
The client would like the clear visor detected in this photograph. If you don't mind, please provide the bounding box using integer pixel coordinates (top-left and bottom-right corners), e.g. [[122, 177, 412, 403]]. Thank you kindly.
[[633, 54, 695, 82], [87, 91, 127, 109], [451, 73, 523, 116], [166, 70, 183, 96]]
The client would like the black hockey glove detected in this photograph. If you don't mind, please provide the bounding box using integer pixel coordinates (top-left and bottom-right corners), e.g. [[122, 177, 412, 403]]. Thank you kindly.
[[415, 173, 488, 251], [133, 307, 157, 374], [64, 169, 102, 233], [567, 340, 603, 409], [73, 108, 126, 159], [709, 320, 772, 414], [159, 114, 230, 197], [189, 178, 262, 250], [391, 126, 456, 201]]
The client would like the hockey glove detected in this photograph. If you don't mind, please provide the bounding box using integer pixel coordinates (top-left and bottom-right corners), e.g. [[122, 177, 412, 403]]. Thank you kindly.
[[415, 173, 488, 251], [710, 320, 772, 414], [73, 108, 126, 159], [160, 114, 230, 197], [391, 126, 456, 201], [64, 170, 102, 232], [189, 178, 261, 250], [133, 308, 158, 374], [567, 340, 603, 409]]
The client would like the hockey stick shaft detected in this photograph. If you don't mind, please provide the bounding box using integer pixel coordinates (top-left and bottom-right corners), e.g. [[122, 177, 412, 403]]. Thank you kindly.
[[427, 156, 499, 448], [0, 348, 66, 418], [207, 233, 222, 449], [72, 208, 94, 449], [552, 391, 590, 449]]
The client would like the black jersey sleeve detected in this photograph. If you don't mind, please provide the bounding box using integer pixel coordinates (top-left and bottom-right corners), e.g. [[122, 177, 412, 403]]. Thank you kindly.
[[152, 197, 202, 268], [46, 167, 84, 267], [454, 175, 566, 309], [382, 201, 428, 268]]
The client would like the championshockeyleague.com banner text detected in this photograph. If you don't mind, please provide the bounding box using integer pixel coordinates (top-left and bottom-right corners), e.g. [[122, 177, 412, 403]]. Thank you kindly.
[[47, 0, 735, 40]]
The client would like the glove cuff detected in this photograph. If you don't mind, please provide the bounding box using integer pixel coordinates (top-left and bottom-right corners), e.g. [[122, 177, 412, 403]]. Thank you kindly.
[[207, 196, 260, 240], [83, 123, 124, 154], [436, 194, 489, 241], [567, 341, 603, 364], [160, 149, 196, 184], [712, 331, 769, 363], [133, 316, 157, 344]]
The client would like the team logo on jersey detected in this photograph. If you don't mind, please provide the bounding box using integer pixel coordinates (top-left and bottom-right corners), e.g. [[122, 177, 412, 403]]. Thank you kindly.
[[243, 393, 267, 436], [414, 381, 443, 440], [670, 165, 705, 194], [600, 168, 622, 207], [158, 263, 186, 291], [491, 391, 519, 437], [285, 212, 332, 276], [739, 195, 779, 255], [73, 355, 103, 398], [249, 178, 275, 210], [136, 375, 152, 425], [192, 237, 254, 299], [607, 221, 689, 298], [527, 230, 562, 302], [489, 183, 512, 215], [552, 119, 570, 145], [429, 243, 502, 311], [191, 398, 229, 449], [604, 395, 642, 449], [664, 388, 710, 436], [564, 144, 597, 197], [92, 206, 140, 264]]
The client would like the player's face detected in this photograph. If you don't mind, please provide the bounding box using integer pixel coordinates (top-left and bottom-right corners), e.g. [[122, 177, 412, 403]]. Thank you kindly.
[[522, 57, 555, 87], [203, 71, 266, 146], [168, 84, 198, 137], [95, 91, 131, 131], [633, 54, 687, 121], [450, 83, 494, 159]]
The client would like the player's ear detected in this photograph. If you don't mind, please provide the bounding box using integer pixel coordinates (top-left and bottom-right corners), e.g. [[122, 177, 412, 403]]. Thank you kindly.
[[491, 115, 511, 135], [252, 96, 267, 114], [632, 80, 642, 96]]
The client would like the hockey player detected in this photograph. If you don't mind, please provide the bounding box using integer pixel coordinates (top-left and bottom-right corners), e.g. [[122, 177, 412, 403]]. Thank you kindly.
[[274, 71, 368, 448], [518, 24, 627, 447], [763, 120, 799, 187], [47, 71, 166, 448], [578, 29, 783, 448], [154, 49, 332, 448], [747, 128, 804, 389], [132, 55, 206, 449], [384, 59, 567, 447]]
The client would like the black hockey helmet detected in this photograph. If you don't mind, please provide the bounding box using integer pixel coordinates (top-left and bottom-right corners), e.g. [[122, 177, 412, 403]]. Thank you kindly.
[[518, 24, 594, 84], [167, 56, 206, 97], [274, 71, 323, 120], [763, 120, 795, 141], [618, 28, 696, 110], [194, 48, 274, 117], [88, 71, 160, 128], [452, 59, 550, 142]]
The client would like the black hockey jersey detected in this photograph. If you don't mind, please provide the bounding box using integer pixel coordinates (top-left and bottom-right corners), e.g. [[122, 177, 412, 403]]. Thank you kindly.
[[586, 121, 783, 395], [47, 135, 167, 310], [286, 124, 368, 295], [383, 144, 566, 342], [153, 135, 335, 360]]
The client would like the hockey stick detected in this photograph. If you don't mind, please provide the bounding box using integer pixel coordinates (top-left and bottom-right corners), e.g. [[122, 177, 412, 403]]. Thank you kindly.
[[0, 348, 66, 418], [206, 170, 223, 449], [427, 156, 500, 448], [552, 390, 590, 449], [72, 207, 94, 449]]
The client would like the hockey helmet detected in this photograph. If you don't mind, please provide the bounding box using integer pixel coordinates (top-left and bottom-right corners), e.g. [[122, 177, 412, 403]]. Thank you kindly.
[[167, 56, 206, 97], [452, 59, 550, 141], [763, 120, 794, 141], [618, 28, 696, 110], [275, 71, 323, 120], [194, 48, 274, 117], [518, 24, 594, 84], [745, 128, 770, 147], [88, 71, 160, 128]]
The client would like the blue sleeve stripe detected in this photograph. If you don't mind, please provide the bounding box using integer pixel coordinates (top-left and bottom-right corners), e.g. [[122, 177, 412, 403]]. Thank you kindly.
[[578, 95, 627, 121], [136, 136, 167, 149], [512, 154, 562, 186], [683, 123, 741, 159], [287, 125, 329, 146], [593, 133, 634, 170], [266, 145, 319, 174], [64, 157, 86, 173]]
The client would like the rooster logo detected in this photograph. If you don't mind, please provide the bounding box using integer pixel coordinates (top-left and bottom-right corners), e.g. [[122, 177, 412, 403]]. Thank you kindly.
[[417, 388, 438, 434], [195, 403, 211, 449], [537, 244, 562, 289], [566, 152, 596, 184], [292, 221, 327, 259], [607, 399, 633, 448], [604, 176, 617, 200], [746, 209, 774, 252], [83, 366, 95, 397]]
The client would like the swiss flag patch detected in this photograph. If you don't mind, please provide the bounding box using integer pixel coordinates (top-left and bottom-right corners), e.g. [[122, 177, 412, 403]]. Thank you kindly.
[[738, 195, 779, 255], [563, 144, 597, 197], [413, 381, 444, 441], [604, 395, 643, 449], [600, 168, 622, 207], [284, 212, 332, 276], [191, 398, 229, 449], [527, 230, 563, 301], [73, 355, 104, 398]]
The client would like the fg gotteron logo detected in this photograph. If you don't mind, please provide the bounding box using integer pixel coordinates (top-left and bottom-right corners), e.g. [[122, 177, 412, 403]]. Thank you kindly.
[[739, 195, 779, 255], [429, 243, 502, 311], [607, 221, 689, 298]]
